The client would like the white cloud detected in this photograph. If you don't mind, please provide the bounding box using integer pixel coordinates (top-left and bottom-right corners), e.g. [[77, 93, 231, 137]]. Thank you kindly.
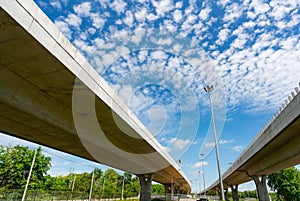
[[192, 161, 208, 168], [269, 1, 295, 21], [147, 13, 159, 21], [217, 0, 231, 8], [152, 0, 174, 16], [134, 7, 148, 22], [198, 7, 211, 21], [169, 138, 191, 150], [65, 13, 82, 28], [50, 0, 62, 10], [91, 13, 106, 29], [217, 28, 230, 45], [234, 145, 243, 152], [223, 3, 244, 24], [219, 139, 234, 144], [88, 27, 96, 35], [74, 2, 91, 17], [175, 2, 182, 9], [173, 9, 183, 23], [123, 11, 134, 27], [110, 0, 127, 15], [161, 145, 171, 153], [74, 39, 96, 54], [205, 142, 215, 148], [54, 19, 72, 39]]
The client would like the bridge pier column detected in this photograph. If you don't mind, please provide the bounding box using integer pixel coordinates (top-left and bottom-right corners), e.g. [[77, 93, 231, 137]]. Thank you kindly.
[[164, 183, 174, 201], [138, 174, 154, 201], [230, 185, 239, 201], [224, 188, 229, 201], [252, 175, 270, 201]]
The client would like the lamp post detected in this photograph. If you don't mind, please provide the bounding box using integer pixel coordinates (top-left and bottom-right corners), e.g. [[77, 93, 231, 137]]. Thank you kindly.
[[121, 175, 125, 200], [197, 170, 201, 196], [204, 85, 225, 201], [200, 154, 206, 197], [194, 179, 198, 195]]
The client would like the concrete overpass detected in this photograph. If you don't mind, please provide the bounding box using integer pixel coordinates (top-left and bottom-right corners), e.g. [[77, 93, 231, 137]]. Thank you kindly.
[[206, 85, 300, 201], [0, 0, 191, 199]]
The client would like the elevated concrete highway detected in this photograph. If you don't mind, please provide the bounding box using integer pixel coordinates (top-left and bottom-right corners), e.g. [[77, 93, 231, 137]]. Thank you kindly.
[[0, 0, 190, 199], [206, 86, 300, 201]]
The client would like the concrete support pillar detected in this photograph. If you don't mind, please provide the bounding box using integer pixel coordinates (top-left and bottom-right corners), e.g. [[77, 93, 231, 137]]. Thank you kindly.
[[215, 187, 219, 196], [164, 183, 174, 201], [252, 175, 270, 201], [230, 185, 239, 201], [224, 188, 229, 201], [138, 174, 153, 201]]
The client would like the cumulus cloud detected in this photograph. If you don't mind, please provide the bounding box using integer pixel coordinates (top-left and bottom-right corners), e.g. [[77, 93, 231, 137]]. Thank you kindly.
[[219, 139, 234, 144], [124, 11, 134, 27], [54, 19, 72, 39], [50, 0, 62, 10], [205, 142, 215, 148], [169, 138, 191, 150], [198, 7, 211, 21], [65, 13, 82, 28], [152, 0, 174, 17], [91, 13, 106, 29], [216, 28, 230, 45], [110, 0, 127, 15], [173, 9, 183, 23], [192, 161, 208, 168], [74, 2, 91, 17], [234, 145, 243, 152]]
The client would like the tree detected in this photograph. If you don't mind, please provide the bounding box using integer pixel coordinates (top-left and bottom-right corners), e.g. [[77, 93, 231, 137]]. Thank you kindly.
[[152, 184, 165, 195], [0, 145, 51, 190], [267, 167, 300, 201]]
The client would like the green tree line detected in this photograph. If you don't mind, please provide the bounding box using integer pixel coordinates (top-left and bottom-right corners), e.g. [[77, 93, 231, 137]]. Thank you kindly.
[[2, 145, 299, 200], [0, 145, 165, 199]]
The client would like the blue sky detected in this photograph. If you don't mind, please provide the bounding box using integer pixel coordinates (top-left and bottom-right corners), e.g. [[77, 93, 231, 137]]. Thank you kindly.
[[1, 0, 300, 193]]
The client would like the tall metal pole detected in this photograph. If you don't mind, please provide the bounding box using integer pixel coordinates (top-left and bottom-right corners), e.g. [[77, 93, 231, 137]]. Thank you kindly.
[[89, 169, 95, 201], [71, 175, 76, 192], [101, 178, 106, 199], [121, 175, 125, 200], [200, 155, 206, 197], [198, 171, 201, 196], [22, 148, 37, 201], [204, 85, 225, 201]]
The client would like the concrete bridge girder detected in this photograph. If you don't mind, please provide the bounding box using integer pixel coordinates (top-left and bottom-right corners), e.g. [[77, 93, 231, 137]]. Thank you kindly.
[[0, 0, 192, 200]]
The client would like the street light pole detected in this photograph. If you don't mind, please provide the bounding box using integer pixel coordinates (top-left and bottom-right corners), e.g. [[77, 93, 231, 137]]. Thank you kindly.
[[22, 148, 37, 201], [89, 169, 95, 201], [198, 171, 201, 196], [200, 154, 206, 197], [204, 85, 225, 201], [121, 175, 125, 200]]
